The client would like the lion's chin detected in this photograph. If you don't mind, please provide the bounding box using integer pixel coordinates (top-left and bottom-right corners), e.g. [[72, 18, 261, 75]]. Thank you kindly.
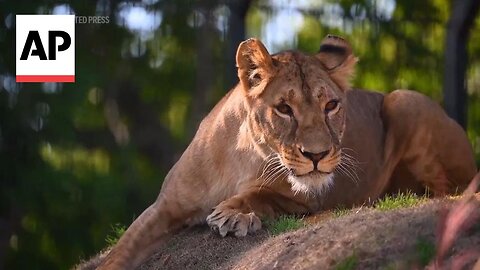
[[287, 171, 334, 195]]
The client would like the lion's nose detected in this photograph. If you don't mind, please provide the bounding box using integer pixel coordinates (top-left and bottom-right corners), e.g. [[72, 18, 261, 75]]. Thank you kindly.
[[299, 148, 330, 164]]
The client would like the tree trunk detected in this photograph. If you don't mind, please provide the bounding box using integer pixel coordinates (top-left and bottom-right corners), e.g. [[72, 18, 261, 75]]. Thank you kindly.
[[443, 0, 480, 129], [225, 0, 252, 90], [188, 3, 217, 139]]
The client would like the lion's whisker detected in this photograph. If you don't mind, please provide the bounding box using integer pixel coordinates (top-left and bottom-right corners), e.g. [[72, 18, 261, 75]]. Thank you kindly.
[[260, 160, 282, 181], [258, 154, 281, 180], [335, 152, 361, 185], [260, 165, 288, 190], [266, 168, 289, 186]]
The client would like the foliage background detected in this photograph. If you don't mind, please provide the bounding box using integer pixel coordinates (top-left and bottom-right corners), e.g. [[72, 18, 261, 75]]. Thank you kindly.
[[0, 0, 478, 269]]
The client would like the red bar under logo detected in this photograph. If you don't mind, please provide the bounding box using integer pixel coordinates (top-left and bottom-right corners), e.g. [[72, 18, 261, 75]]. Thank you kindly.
[[16, 75, 75, 82]]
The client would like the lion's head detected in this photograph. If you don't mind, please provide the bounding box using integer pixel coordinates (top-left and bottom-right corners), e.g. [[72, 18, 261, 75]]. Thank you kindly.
[[236, 35, 357, 194]]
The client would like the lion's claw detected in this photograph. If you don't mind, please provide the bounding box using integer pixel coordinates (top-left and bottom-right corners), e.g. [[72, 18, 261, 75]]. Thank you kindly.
[[206, 208, 261, 237]]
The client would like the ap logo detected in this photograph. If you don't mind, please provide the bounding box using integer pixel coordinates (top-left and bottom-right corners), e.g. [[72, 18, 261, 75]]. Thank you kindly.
[[16, 15, 75, 82]]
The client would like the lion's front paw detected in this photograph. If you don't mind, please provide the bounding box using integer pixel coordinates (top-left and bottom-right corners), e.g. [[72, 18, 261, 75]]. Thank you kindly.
[[206, 207, 261, 237]]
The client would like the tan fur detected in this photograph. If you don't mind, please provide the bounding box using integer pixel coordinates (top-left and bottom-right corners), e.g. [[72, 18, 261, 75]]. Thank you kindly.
[[96, 36, 477, 269]]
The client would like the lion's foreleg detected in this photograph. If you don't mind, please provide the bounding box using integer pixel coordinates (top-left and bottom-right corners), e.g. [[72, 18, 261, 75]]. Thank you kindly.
[[206, 186, 314, 237], [97, 162, 220, 270], [97, 192, 203, 270]]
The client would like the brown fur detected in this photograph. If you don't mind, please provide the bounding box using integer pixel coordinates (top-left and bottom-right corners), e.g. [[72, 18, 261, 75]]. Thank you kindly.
[[94, 36, 477, 269]]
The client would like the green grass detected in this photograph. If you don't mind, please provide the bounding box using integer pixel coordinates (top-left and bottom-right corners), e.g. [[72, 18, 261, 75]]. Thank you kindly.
[[265, 215, 305, 235], [335, 254, 358, 270], [375, 191, 426, 211], [415, 238, 436, 266], [332, 206, 351, 217], [105, 223, 126, 246]]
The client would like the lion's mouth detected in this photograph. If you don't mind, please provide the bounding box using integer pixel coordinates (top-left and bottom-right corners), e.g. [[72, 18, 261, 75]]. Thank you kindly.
[[290, 169, 333, 178], [281, 150, 340, 178], [286, 170, 335, 194], [294, 169, 333, 178]]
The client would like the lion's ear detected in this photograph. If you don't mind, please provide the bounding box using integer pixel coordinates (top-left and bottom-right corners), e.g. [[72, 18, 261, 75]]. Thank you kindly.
[[236, 38, 275, 95], [316, 35, 358, 91]]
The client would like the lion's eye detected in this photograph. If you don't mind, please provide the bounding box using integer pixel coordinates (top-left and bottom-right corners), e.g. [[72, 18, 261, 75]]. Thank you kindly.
[[275, 104, 293, 116], [324, 99, 339, 113]]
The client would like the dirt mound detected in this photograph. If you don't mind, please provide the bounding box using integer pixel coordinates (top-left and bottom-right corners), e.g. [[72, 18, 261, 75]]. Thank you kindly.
[[232, 200, 479, 269], [77, 195, 480, 269]]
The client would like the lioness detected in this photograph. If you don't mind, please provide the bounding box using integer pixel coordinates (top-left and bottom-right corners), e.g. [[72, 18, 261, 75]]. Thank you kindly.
[[96, 35, 477, 269]]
